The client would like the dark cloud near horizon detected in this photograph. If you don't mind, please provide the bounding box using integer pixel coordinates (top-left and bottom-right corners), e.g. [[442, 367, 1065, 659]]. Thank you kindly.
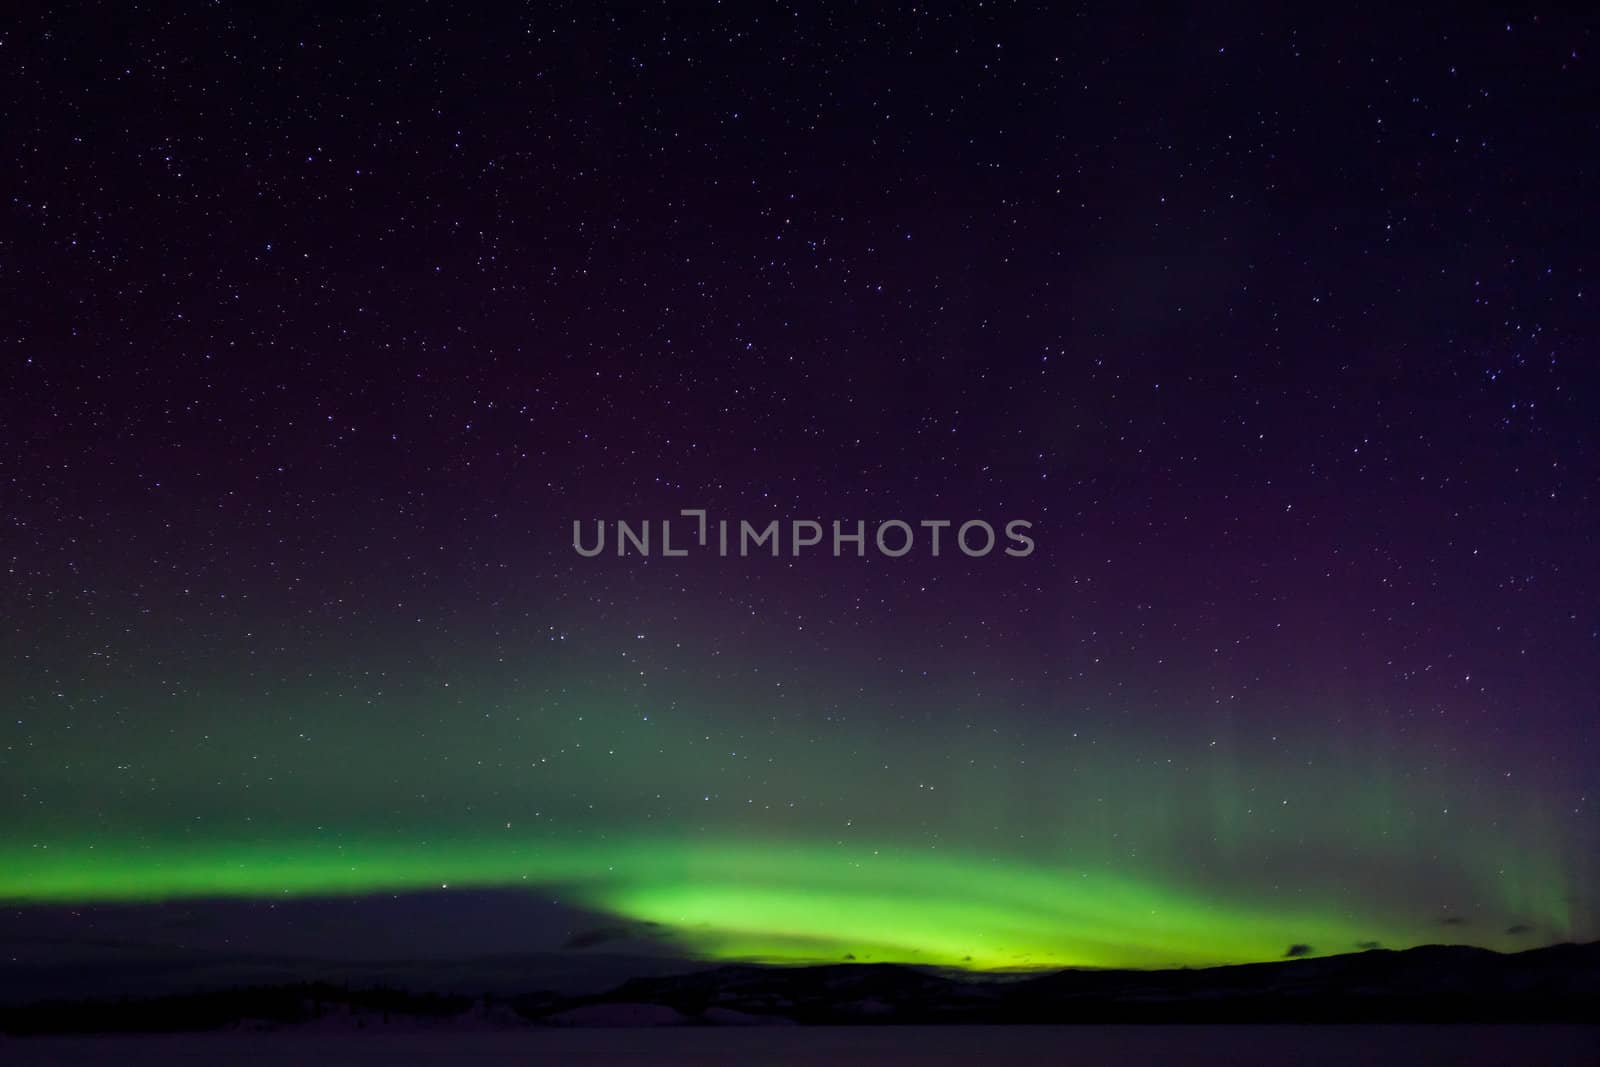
[[562, 921, 669, 950], [1284, 944, 1314, 958]]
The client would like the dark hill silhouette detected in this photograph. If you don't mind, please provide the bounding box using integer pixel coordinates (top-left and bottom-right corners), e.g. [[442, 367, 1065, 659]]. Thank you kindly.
[[3, 942, 1596, 1032]]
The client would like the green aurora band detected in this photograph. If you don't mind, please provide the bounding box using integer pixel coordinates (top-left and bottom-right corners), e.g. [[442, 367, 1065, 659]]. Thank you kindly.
[[2, 661, 1591, 970], [0, 829, 1578, 969]]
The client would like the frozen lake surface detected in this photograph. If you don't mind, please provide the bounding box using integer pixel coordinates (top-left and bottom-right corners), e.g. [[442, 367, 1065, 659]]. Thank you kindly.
[[4, 1025, 1597, 1065]]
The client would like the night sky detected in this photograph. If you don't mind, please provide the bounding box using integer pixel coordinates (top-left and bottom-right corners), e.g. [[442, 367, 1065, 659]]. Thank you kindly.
[[4, 5, 1597, 972]]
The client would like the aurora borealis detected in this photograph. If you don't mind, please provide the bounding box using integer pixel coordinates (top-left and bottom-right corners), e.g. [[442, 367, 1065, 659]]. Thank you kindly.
[[3, 634, 1591, 969], [4, 3, 1598, 986]]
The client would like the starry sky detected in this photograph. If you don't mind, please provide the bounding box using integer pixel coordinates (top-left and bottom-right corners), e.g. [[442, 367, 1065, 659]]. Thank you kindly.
[[3, 4, 1597, 972]]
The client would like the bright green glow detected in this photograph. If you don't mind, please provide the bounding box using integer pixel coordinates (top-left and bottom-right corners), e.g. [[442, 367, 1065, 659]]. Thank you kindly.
[[1, 664, 1591, 969], [0, 833, 1563, 969]]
